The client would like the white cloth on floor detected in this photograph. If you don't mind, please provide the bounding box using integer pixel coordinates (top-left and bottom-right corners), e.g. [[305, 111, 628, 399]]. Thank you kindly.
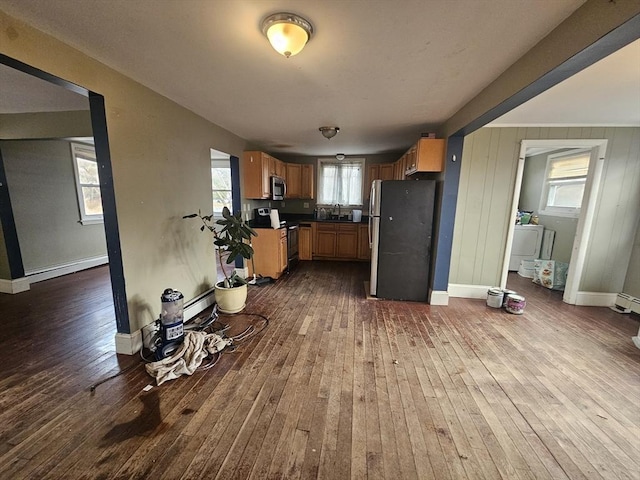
[[145, 330, 231, 385]]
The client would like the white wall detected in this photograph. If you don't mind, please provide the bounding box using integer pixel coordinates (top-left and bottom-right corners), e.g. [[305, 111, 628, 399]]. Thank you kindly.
[[623, 223, 640, 298], [451, 127, 640, 293], [1, 139, 107, 273]]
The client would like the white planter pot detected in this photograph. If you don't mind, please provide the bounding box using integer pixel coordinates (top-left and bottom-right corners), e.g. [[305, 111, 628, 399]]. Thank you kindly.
[[214, 282, 247, 314]]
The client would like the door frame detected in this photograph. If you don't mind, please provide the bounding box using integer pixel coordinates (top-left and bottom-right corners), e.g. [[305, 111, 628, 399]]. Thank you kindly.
[[500, 139, 608, 304]]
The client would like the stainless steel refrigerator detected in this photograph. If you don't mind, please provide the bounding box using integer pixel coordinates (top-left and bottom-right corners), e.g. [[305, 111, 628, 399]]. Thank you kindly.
[[369, 179, 436, 301]]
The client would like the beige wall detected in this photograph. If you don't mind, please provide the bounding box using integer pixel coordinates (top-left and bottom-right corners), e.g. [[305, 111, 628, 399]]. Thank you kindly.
[[0, 111, 92, 139], [451, 127, 640, 293], [0, 11, 248, 330]]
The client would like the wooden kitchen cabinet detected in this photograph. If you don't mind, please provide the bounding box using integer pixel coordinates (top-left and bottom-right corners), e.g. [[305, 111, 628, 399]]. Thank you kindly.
[[405, 138, 445, 174], [379, 163, 395, 181], [299, 226, 312, 260], [357, 224, 371, 260], [242, 151, 271, 199], [336, 224, 358, 258], [315, 223, 337, 257], [286, 163, 302, 198], [301, 164, 314, 199], [249, 228, 288, 279]]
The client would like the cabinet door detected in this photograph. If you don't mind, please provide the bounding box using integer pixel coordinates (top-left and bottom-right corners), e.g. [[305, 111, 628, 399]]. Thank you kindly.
[[275, 159, 286, 179], [301, 164, 314, 199], [357, 224, 371, 260], [279, 234, 288, 274], [242, 151, 269, 199], [286, 163, 301, 198], [415, 138, 445, 172], [299, 227, 312, 260], [315, 231, 337, 257], [250, 229, 282, 278], [379, 163, 395, 181], [336, 229, 358, 258]]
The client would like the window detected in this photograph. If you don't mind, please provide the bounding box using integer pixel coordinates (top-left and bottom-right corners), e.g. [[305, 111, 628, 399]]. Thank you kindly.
[[211, 160, 232, 217], [71, 143, 103, 224], [539, 149, 590, 218], [317, 158, 364, 206]]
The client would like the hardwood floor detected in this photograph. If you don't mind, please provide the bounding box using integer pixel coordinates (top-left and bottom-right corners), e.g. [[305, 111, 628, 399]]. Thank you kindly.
[[0, 263, 638, 479]]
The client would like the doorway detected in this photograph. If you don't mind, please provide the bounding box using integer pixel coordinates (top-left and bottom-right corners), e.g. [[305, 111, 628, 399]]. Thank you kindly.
[[0, 55, 128, 332], [501, 139, 607, 304]]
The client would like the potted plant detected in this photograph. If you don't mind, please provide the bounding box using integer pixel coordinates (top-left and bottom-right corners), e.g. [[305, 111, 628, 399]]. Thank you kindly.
[[183, 207, 257, 314]]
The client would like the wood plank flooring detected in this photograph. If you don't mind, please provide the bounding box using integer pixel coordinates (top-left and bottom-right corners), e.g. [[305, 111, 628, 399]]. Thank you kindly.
[[0, 263, 638, 479]]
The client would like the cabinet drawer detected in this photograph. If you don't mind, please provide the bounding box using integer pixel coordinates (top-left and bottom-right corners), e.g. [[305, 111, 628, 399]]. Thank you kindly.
[[316, 223, 337, 232], [337, 224, 357, 232]]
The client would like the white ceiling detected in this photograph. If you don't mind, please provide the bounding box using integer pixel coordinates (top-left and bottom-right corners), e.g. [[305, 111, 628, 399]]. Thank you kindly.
[[2, 0, 636, 156]]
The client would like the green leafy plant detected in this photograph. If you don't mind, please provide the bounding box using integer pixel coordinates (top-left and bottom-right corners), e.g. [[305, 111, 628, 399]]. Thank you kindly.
[[183, 207, 258, 288]]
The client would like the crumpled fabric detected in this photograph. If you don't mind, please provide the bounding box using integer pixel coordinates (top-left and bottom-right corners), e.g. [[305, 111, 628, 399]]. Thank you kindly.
[[145, 330, 232, 385]]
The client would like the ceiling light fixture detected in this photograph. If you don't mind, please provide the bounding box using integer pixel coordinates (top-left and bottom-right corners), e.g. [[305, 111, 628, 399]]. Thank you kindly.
[[261, 12, 314, 58], [336, 153, 346, 161], [319, 126, 340, 139]]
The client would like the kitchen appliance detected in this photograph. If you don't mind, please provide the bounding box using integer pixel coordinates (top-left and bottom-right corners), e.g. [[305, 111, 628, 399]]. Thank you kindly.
[[287, 224, 299, 271], [271, 175, 286, 201], [253, 207, 286, 228], [369, 179, 436, 301]]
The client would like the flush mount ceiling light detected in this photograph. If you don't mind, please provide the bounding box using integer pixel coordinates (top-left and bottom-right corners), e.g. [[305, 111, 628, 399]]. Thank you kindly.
[[335, 153, 346, 161], [319, 126, 340, 139], [261, 12, 314, 58]]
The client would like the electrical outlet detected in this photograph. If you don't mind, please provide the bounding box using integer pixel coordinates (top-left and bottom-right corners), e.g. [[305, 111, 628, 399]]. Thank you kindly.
[[303, 202, 309, 208]]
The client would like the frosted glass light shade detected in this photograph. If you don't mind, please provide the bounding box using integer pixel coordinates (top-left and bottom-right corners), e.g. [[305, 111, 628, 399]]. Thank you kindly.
[[262, 13, 313, 58]]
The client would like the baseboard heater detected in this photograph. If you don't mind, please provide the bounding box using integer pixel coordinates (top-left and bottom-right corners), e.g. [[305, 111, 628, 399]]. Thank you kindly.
[[610, 293, 640, 314]]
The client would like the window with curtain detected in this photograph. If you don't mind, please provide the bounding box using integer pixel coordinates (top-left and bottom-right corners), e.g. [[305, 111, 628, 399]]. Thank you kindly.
[[71, 142, 103, 224], [317, 158, 365, 206], [539, 148, 590, 218]]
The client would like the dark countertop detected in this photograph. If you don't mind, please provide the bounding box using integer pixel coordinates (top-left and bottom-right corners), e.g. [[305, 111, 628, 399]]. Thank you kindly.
[[249, 213, 369, 229]]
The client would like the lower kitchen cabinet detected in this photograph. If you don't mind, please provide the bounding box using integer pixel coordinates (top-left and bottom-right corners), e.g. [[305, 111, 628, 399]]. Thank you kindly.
[[315, 223, 337, 257], [299, 226, 312, 260], [336, 224, 358, 258], [312, 222, 368, 261], [249, 228, 288, 279], [357, 224, 371, 260]]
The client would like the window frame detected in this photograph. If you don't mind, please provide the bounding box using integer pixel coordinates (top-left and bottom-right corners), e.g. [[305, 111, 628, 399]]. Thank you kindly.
[[316, 157, 365, 208], [211, 159, 232, 219], [538, 148, 590, 218], [70, 142, 103, 225]]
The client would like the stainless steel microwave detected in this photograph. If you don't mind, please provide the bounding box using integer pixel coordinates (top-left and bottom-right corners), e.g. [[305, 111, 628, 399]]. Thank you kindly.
[[271, 175, 286, 200]]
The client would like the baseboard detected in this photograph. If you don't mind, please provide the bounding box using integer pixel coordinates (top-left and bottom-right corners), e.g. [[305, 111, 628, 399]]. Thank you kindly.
[[115, 331, 142, 355], [0, 277, 31, 294], [448, 284, 491, 299], [184, 287, 216, 321], [429, 290, 449, 305], [26, 255, 109, 284], [574, 291, 617, 307]]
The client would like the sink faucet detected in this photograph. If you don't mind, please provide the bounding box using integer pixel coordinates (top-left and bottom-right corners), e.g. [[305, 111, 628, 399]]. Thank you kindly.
[[334, 204, 341, 219]]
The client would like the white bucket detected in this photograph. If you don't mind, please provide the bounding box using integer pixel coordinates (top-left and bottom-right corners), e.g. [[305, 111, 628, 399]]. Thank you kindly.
[[505, 294, 526, 314], [352, 209, 362, 222], [486, 287, 503, 308]]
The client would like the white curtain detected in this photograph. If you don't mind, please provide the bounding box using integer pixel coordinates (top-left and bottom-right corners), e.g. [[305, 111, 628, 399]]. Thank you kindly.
[[318, 161, 363, 206]]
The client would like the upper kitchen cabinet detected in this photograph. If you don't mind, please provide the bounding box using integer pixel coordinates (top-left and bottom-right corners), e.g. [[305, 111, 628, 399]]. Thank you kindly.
[[379, 163, 395, 181], [301, 164, 315, 199], [286, 163, 301, 198], [405, 138, 445, 175], [242, 151, 271, 199], [285, 163, 314, 199]]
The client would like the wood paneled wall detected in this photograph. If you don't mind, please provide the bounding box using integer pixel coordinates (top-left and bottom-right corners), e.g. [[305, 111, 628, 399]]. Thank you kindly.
[[450, 127, 640, 293]]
